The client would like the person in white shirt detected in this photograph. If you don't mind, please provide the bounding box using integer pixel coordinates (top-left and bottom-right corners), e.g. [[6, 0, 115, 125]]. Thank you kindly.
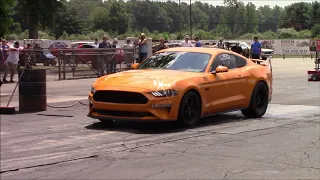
[[179, 35, 194, 47], [123, 39, 134, 67], [93, 38, 99, 48], [3, 41, 22, 83]]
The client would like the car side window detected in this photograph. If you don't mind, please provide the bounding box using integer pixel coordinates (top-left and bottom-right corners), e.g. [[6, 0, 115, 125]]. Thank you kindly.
[[210, 53, 237, 71], [234, 55, 247, 68]]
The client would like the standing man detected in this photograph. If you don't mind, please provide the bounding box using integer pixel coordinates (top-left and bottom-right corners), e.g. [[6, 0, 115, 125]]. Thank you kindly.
[[112, 38, 122, 73], [194, 37, 202, 47], [123, 39, 134, 67], [93, 38, 99, 48], [179, 35, 194, 47], [3, 41, 21, 83], [251, 36, 262, 59], [98, 35, 111, 49], [155, 38, 169, 51], [1, 39, 9, 84], [98, 35, 111, 76], [213, 38, 224, 49], [137, 33, 148, 63]]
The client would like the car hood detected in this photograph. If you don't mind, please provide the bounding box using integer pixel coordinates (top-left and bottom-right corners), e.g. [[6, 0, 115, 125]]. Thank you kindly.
[[93, 69, 202, 91]]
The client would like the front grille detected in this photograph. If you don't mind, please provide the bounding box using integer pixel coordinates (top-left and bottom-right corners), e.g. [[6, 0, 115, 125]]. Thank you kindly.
[[263, 51, 273, 54], [93, 90, 148, 104], [93, 109, 153, 117]]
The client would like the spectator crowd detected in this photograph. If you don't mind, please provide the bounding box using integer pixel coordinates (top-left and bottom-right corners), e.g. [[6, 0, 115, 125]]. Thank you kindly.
[[0, 34, 263, 86]]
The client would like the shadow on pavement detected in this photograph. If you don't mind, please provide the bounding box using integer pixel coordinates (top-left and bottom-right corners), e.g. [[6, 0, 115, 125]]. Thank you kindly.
[[85, 112, 252, 134]]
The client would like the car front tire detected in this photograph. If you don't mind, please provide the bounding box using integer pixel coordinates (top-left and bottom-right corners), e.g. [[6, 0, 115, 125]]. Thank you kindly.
[[177, 91, 201, 127], [241, 82, 269, 118]]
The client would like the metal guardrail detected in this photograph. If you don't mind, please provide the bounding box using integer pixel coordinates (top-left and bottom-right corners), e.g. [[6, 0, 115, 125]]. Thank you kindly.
[[14, 48, 137, 80], [56, 48, 137, 80]]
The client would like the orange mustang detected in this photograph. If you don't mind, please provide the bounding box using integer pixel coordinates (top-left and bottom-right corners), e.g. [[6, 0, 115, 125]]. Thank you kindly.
[[88, 47, 273, 127]]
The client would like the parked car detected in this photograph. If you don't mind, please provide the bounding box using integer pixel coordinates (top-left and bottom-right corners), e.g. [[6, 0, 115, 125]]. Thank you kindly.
[[223, 41, 274, 60], [88, 47, 273, 128], [18, 39, 57, 66], [49, 42, 68, 57], [67, 43, 99, 67]]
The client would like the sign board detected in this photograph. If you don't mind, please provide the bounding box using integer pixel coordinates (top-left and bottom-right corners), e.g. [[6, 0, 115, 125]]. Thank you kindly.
[[317, 39, 320, 51], [280, 39, 310, 55]]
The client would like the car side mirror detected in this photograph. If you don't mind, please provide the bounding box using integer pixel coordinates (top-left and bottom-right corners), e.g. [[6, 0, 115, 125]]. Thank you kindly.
[[212, 66, 228, 74], [131, 63, 139, 69]]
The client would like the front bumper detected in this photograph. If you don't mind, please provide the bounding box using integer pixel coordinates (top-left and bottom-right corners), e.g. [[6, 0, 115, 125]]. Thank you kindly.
[[87, 92, 182, 121]]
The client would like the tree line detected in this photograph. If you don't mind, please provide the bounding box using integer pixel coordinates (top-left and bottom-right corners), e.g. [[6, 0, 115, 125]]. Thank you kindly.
[[1, 0, 320, 40]]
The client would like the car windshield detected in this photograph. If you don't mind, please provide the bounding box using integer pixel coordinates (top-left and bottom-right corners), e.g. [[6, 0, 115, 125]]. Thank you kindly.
[[137, 51, 211, 72]]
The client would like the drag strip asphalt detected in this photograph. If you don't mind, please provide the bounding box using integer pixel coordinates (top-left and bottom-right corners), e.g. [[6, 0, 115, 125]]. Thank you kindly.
[[1, 103, 319, 175], [0, 58, 319, 179]]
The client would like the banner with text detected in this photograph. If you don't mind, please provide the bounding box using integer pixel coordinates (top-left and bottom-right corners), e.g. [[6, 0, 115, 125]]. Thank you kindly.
[[280, 39, 310, 55]]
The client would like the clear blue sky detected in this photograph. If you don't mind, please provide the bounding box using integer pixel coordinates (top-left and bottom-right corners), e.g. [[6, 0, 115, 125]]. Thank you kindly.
[[154, 0, 316, 8]]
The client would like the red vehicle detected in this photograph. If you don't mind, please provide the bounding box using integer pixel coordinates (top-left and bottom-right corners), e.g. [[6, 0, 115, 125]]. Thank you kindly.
[[49, 42, 68, 57], [308, 50, 320, 81], [71, 43, 98, 64]]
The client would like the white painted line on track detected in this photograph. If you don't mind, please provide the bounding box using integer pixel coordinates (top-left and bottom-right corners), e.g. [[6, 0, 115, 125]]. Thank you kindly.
[[1, 96, 88, 107]]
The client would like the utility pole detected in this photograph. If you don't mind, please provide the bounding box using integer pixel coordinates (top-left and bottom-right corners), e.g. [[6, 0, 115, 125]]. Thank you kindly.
[[190, 0, 192, 39], [233, 4, 239, 38], [179, 0, 181, 38]]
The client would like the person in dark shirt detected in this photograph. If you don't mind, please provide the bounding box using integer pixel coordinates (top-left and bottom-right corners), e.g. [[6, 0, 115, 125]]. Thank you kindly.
[[231, 43, 243, 55], [155, 38, 169, 51], [251, 36, 262, 59], [98, 36, 111, 76], [194, 37, 202, 47], [99, 36, 111, 48]]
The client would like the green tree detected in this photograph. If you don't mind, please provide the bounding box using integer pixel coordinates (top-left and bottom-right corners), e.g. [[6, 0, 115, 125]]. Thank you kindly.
[[52, 0, 84, 38], [90, 7, 109, 32], [280, 2, 311, 31], [107, 1, 129, 34], [257, 5, 273, 32], [0, 0, 15, 38], [243, 2, 258, 34], [310, 1, 320, 26], [311, 24, 320, 38], [15, 0, 63, 39], [220, 0, 246, 37]]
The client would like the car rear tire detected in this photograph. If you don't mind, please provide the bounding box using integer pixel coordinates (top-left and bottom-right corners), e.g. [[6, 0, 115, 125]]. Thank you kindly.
[[241, 82, 269, 118], [177, 91, 201, 127], [51, 58, 58, 66], [43, 60, 50, 66]]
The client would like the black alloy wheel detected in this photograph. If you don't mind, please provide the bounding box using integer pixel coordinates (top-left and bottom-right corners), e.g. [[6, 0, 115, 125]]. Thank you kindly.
[[241, 82, 269, 118], [177, 91, 201, 127]]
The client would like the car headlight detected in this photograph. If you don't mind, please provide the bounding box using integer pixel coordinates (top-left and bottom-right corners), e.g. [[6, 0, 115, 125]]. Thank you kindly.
[[90, 87, 96, 94], [151, 89, 179, 97]]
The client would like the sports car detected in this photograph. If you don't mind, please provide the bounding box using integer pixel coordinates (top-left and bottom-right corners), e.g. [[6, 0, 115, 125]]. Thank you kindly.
[[88, 47, 273, 127]]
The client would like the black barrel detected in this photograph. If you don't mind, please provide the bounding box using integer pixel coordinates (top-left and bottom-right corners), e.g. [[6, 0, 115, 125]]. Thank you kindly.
[[18, 69, 47, 112]]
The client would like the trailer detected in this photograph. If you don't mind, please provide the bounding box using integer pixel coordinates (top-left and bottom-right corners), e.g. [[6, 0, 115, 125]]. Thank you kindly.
[[308, 50, 320, 81]]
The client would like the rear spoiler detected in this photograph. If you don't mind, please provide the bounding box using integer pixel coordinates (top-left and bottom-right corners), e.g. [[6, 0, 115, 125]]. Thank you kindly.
[[250, 59, 273, 72], [250, 59, 265, 64]]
